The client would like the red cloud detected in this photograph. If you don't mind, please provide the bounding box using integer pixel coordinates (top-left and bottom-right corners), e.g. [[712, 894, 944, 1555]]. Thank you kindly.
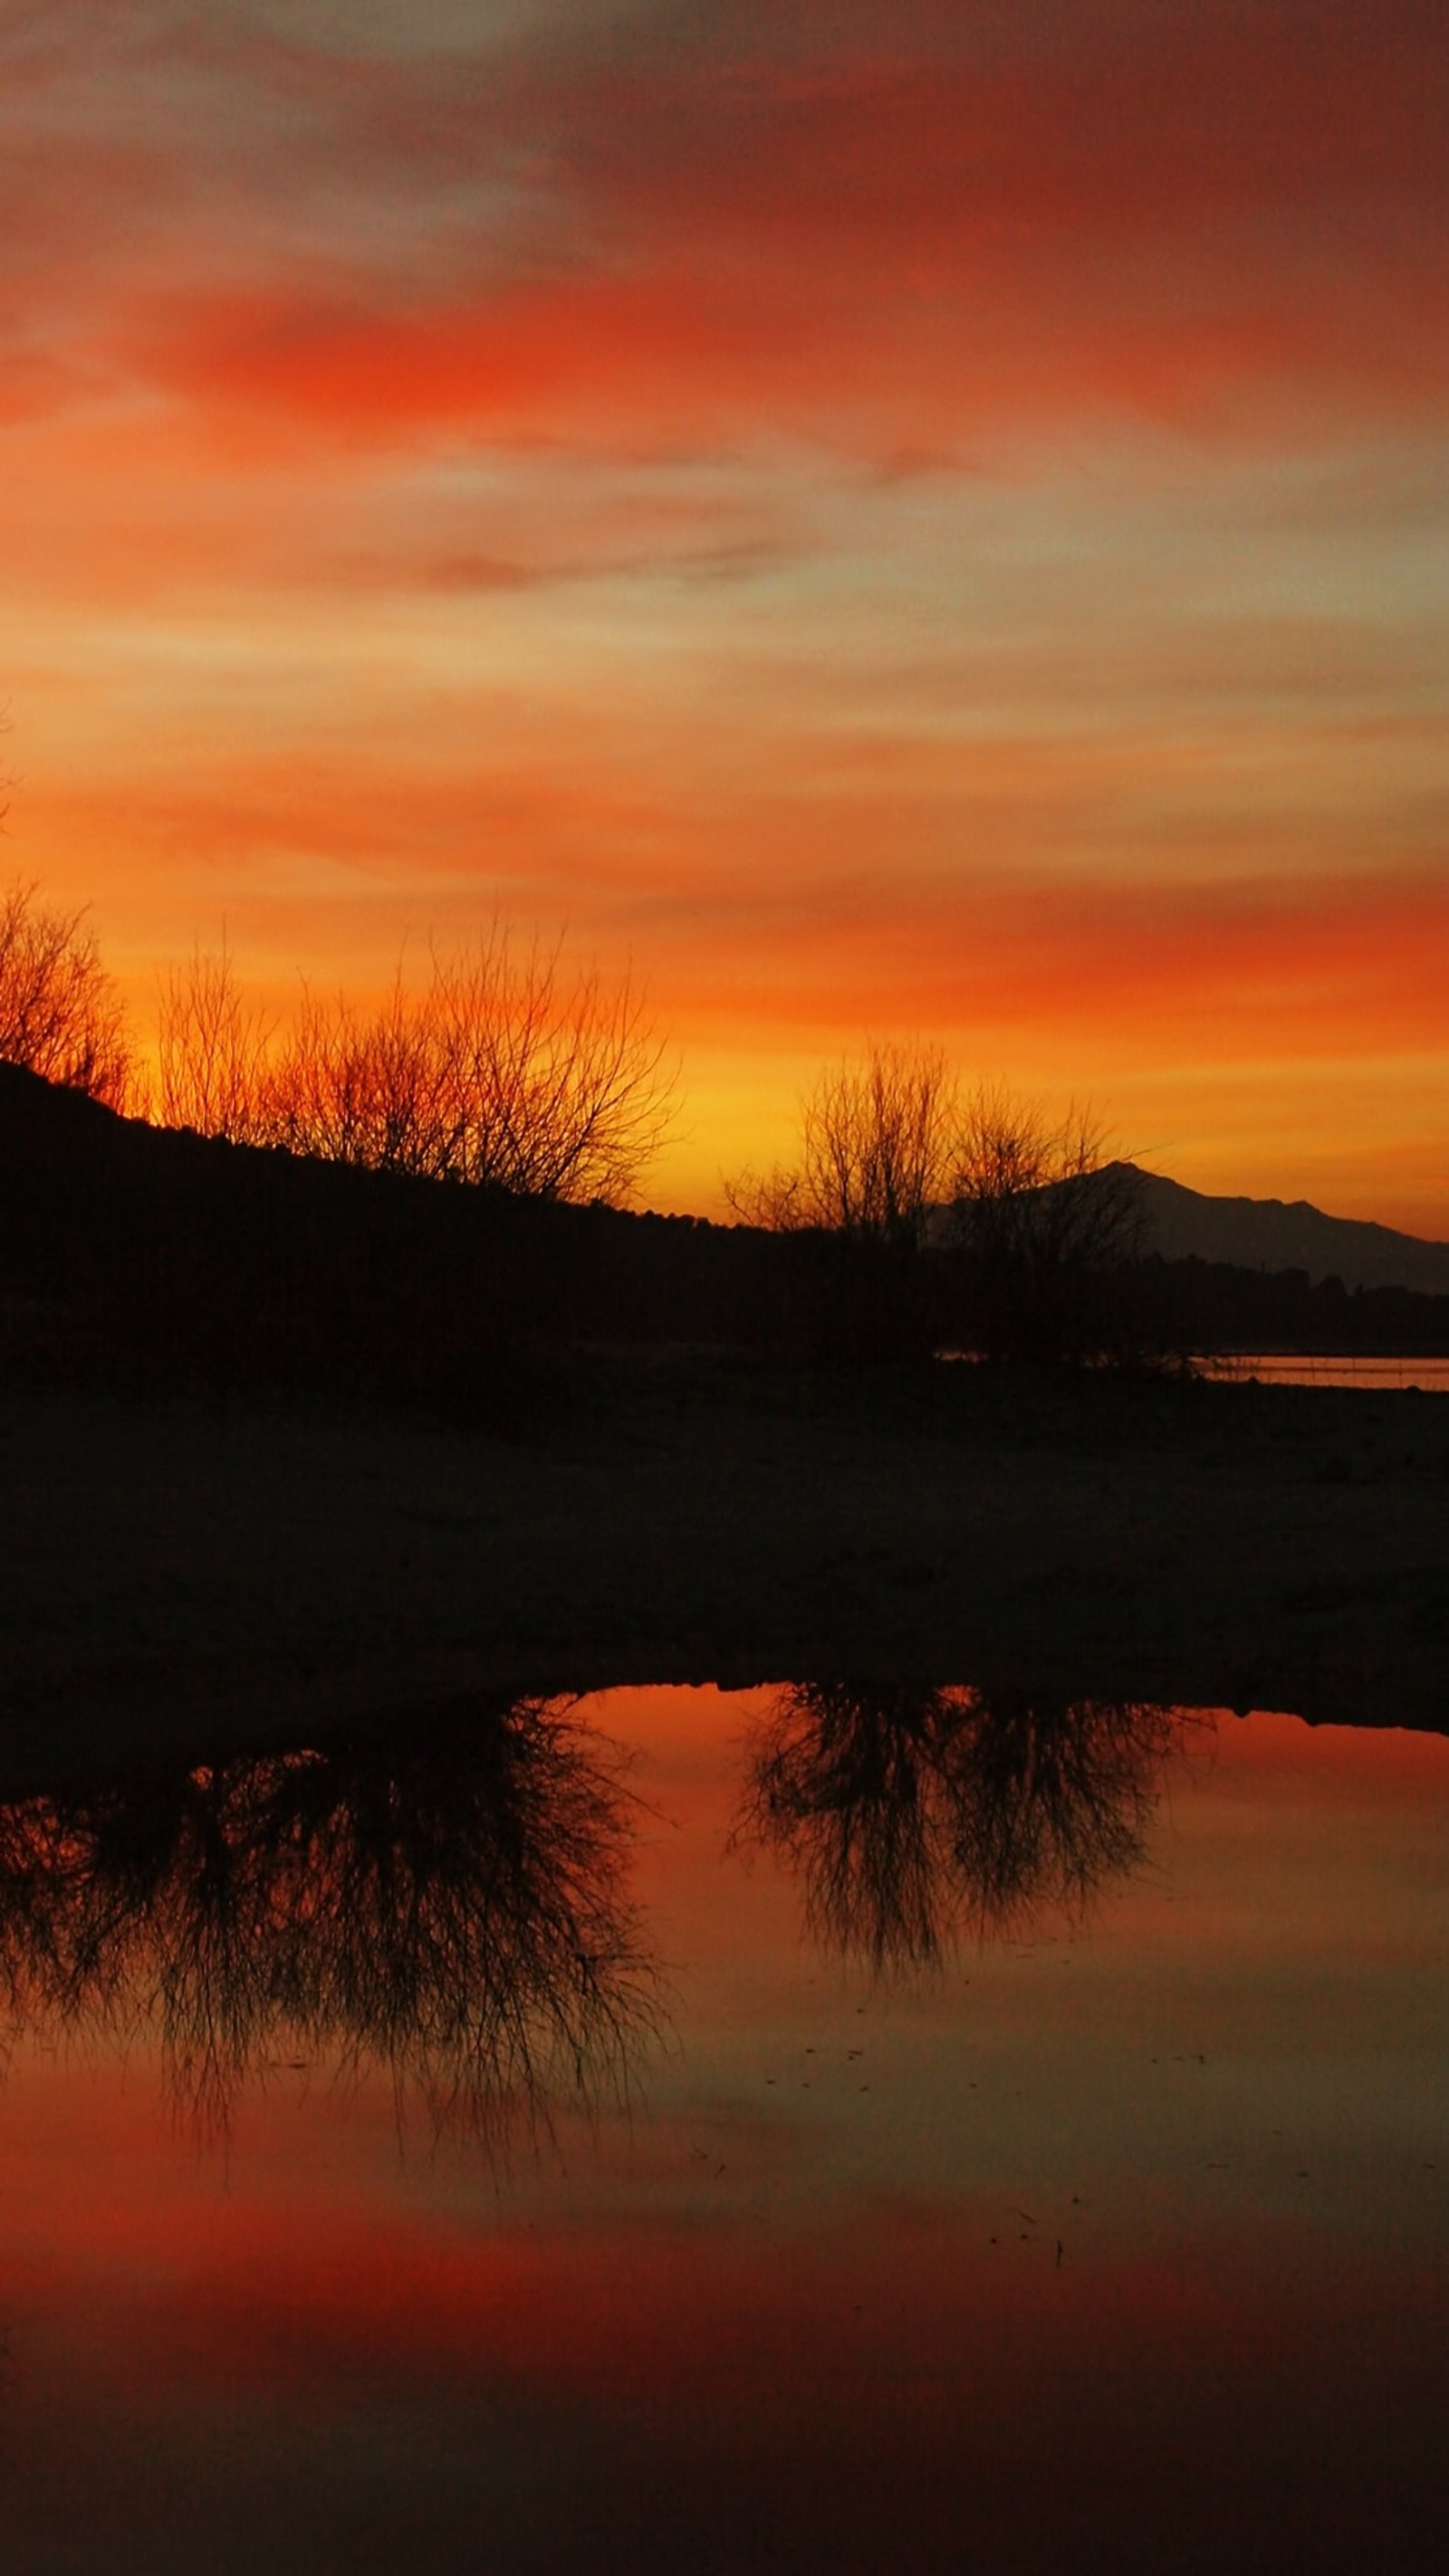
[[88, 0, 1447, 456], [5, 4, 1444, 1233]]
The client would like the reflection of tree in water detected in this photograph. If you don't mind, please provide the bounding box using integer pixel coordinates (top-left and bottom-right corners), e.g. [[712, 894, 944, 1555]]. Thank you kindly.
[[741, 1683, 1192, 1968], [0, 1697, 657, 2142]]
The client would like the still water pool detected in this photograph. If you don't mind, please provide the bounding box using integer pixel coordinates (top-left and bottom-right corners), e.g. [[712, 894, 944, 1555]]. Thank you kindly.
[[0, 1685, 1444, 2574], [1194, 1354, 1449, 1389]]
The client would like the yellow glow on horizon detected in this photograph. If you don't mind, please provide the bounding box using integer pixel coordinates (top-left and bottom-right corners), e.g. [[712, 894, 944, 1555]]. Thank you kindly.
[[4, 4, 1446, 1235]]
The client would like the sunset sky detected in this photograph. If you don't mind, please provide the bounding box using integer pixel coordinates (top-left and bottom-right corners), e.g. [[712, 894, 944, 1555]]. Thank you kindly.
[[3, 0, 1446, 1226]]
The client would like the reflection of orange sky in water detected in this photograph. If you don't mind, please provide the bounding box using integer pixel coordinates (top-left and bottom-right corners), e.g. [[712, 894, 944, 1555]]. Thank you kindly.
[[3, 4, 1447, 1231], [0, 1692, 1444, 2567]]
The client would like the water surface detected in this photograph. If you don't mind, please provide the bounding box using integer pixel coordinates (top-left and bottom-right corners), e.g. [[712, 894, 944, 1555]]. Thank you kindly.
[[0, 1686, 1444, 2573], [1195, 1352, 1449, 1389]]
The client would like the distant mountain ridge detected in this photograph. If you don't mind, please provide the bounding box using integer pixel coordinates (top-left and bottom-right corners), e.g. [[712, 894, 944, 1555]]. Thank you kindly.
[[1113, 1164, 1449, 1296]]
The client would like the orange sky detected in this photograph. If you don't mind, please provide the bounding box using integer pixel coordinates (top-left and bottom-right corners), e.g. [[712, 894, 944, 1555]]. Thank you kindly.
[[2, 2, 1446, 1226]]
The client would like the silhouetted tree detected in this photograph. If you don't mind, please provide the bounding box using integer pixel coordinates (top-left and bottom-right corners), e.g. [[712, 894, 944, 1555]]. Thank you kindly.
[[156, 926, 676, 1205], [156, 932, 274, 1140], [725, 1041, 957, 1251], [0, 879, 132, 1106]]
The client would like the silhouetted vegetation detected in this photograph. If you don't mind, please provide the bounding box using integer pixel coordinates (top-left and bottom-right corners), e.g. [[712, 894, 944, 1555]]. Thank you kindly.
[[4, 879, 1442, 1387], [0, 1695, 659, 2143], [727, 1049, 1143, 1363], [739, 1681, 1193, 1967], [0, 879, 132, 1106], [157, 927, 675, 1205], [0, 840, 1440, 1410], [726, 1042, 956, 1248], [945, 1090, 1145, 1363], [0, 1060, 796, 1418], [3, 1062, 1443, 1420], [722, 1043, 955, 1361]]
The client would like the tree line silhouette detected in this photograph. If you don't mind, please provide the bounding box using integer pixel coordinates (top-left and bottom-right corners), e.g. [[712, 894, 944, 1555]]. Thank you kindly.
[[2, 882, 675, 1206], [3, 877, 1444, 1388], [155, 927, 674, 1206]]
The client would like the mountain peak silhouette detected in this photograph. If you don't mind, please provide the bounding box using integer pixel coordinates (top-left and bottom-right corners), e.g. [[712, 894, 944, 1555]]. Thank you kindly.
[[1105, 1162, 1449, 1294]]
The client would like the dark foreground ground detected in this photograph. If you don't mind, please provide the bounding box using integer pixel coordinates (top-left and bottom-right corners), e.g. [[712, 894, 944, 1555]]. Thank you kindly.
[[2, 1353, 1445, 1779]]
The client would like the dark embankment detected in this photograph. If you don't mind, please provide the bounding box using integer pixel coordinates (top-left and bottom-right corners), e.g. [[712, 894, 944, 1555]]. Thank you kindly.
[[1, 1353, 1445, 1775], [1, 1065, 1445, 1766], [0, 1061, 818, 1412], [5, 1066, 1448, 1400]]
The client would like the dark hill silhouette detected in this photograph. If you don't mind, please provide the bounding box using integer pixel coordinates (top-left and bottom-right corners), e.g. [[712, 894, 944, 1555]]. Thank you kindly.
[[4, 1063, 1447, 1391], [0, 1061, 808, 1413]]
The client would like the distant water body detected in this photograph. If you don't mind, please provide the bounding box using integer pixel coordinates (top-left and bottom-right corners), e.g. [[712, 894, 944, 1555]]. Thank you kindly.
[[941, 1350, 1449, 1389], [1197, 1353, 1449, 1389]]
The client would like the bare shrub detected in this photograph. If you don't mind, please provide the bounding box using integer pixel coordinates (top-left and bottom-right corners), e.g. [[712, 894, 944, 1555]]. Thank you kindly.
[[425, 929, 675, 1200], [156, 937, 274, 1141], [726, 1052, 1145, 1364], [726, 1041, 958, 1249], [261, 976, 448, 1175], [0, 879, 133, 1106], [156, 926, 676, 1206]]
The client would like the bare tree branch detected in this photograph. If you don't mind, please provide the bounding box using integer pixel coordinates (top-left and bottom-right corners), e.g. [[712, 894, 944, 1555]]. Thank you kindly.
[[154, 925, 677, 1206], [0, 879, 132, 1106], [725, 1042, 957, 1248], [157, 935, 274, 1140], [948, 1083, 1144, 1360]]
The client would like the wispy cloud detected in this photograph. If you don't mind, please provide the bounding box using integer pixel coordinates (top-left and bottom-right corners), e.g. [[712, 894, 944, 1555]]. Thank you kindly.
[[1, 1, 1444, 1221]]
